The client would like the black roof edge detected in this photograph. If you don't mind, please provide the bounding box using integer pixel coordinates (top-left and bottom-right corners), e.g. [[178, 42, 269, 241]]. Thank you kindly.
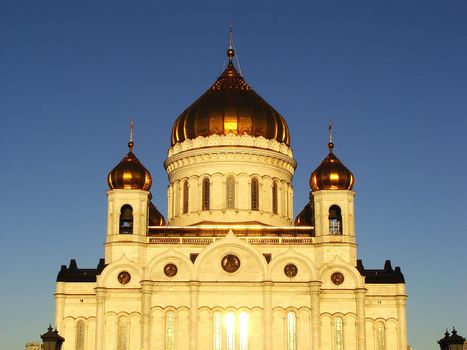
[[56, 258, 107, 282], [356, 259, 405, 284]]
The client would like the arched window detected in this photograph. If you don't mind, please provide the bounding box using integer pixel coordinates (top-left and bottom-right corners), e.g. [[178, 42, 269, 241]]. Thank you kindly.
[[329, 205, 342, 235], [215, 312, 249, 350], [226, 176, 235, 209], [117, 317, 128, 350], [165, 311, 175, 350], [251, 178, 259, 211], [239, 312, 249, 350], [272, 182, 278, 214], [182, 182, 189, 214], [76, 320, 85, 350], [213, 312, 222, 350], [202, 178, 210, 211], [375, 323, 386, 350], [225, 312, 236, 350], [334, 317, 344, 350], [287, 312, 297, 350], [119, 205, 133, 234]]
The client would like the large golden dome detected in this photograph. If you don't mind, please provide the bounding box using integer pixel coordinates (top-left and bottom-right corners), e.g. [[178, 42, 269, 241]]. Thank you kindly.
[[107, 140, 152, 191], [310, 138, 354, 191], [170, 42, 290, 146]]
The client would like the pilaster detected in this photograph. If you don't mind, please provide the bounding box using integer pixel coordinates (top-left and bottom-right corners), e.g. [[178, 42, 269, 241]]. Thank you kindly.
[[141, 281, 152, 350], [355, 288, 367, 350], [396, 295, 408, 350], [190, 282, 200, 350], [95, 288, 106, 350], [309, 281, 321, 350], [262, 281, 273, 350]]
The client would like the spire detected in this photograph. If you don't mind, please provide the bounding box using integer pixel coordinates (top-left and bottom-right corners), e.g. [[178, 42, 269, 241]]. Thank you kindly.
[[328, 120, 334, 153], [128, 119, 134, 152], [227, 20, 235, 63]]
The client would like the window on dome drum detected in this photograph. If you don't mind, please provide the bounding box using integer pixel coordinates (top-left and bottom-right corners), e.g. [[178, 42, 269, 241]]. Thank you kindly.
[[375, 323, 386, 350], [202, 178, 210, 211], [117, 317, 128, 350], [334, 317, 344, 350], [272, 182, 278, 214], [75, 320, 84, 350], [226, 176, 235, 209], [165, 311, 175, 350], [183, 182, 189, 214], [329, 205, 342, 235], [287, 312, 297, 350], [251, 178, 259, 211], [119, 205, 133, 234]]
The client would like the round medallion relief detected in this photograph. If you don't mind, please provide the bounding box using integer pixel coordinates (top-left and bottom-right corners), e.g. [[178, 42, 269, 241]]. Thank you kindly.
[[284, 263, 298, 278], [331, 272, 344, 285], [117, 271, 131, 285], [164, 263, 178, 277], [221, 254, 241, 273]]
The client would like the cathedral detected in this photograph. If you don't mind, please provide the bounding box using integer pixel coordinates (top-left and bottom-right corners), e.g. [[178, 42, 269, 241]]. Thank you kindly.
[[55, 31, 408, 350]]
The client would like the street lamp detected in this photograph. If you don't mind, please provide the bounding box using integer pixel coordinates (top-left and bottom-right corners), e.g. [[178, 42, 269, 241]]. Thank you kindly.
[[438, 328, 465, 350], [40, 325, 65, 350]]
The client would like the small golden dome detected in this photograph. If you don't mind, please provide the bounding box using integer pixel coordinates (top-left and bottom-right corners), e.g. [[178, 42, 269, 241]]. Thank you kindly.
[[310, 130, 354, 191], [170, 31, 290, 146], [149, 200, 166, 226], [294, 201, 314, 226], [107, 141, 152, 191]]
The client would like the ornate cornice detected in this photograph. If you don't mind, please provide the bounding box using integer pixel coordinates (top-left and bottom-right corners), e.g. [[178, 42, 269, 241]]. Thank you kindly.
[[165, 135, 296, 174], [168, 134, 293, 157]]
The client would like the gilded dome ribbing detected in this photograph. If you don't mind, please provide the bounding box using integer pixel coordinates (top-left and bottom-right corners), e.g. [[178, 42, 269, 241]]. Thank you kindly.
[[107, 141, 152, 191], [170, 43, 290, 146]]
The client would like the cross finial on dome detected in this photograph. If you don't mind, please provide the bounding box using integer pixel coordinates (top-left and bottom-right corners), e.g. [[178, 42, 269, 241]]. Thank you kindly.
[[328, 120, 334, 153], [227, 20, 235, 63], [128, 119, 134, 151]]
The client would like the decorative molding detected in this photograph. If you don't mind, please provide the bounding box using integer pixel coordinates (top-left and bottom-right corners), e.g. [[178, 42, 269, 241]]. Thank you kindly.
[[148, 236, 314, 245], [165, 146, 296, 174], [168, 134, 294, 157]]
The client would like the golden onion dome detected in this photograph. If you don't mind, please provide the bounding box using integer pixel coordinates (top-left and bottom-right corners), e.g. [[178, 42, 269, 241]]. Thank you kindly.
[[310, 126, 354, 191], [170, 30, 290, 146], [107, 139, 152, 191]]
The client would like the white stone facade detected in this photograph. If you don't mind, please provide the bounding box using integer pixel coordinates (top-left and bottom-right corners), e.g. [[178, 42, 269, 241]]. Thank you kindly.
[[55, 134, 407, 350]]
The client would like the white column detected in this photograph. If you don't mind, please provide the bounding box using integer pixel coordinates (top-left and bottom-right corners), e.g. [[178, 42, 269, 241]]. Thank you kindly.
[[55, 286, 65, 334], [211, 175, 222, 210], [262, 282, 273, 350], [189, 177, 199, 214], [190, 282, 200, 350], [396, 295, 408, 350], [141, 282, 152, 350], [355, 288, 367, 350], [288, 184, 294, 221], [167, 185, 173, 220], [95, 288, 106, 350], [263, 177, 273, 213], [174, 181, 180, 216], [309, 282, 321, 350]]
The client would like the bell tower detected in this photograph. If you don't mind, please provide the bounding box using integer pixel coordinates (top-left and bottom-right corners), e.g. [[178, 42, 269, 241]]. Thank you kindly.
[[105, 121, 165, 263], [308, 123, 356, 263]]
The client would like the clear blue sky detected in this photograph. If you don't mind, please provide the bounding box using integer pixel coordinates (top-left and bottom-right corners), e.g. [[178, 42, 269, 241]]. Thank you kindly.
[[1, 1, 466, 349]]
